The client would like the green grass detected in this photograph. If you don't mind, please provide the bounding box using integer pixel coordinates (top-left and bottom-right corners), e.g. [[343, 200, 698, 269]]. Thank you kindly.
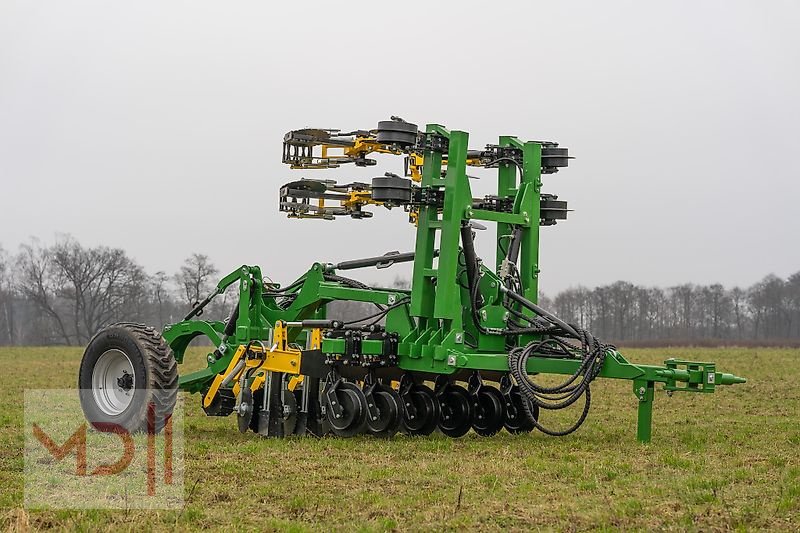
[[1, 347, 799, 531]]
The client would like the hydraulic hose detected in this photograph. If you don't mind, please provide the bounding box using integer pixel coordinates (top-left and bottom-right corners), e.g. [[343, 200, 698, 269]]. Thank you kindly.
[[460, 223, 484, 308], [508, 330, 612, 436]]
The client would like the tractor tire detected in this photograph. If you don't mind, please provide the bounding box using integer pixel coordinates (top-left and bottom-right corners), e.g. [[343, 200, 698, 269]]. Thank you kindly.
[[78, 323, 178, 434]]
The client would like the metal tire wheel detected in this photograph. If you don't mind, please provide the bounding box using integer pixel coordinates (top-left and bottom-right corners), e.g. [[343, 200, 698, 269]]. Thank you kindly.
[[365, 387, 402, 438], [503, 388, 537, 434], [325, 381, 368, 437], [437, 384, 473, 438], [471, 387, 505, 437], [401, 384, 440, 436], [78, 323, 178, 433]]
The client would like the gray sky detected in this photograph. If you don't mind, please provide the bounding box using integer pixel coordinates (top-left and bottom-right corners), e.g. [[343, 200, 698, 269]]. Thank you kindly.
[[1, 0, 798, 294]]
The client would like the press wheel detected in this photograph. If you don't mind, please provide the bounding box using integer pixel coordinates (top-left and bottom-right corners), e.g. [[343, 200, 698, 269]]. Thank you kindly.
[[366, 387, 402, 438], [472, 387, 505, 437], [324, 381, 368, 437], [437, 384, 473, 438], [401, 384, 440, 436]]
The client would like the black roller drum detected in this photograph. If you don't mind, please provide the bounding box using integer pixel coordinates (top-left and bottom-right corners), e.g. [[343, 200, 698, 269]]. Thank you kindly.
[[376, 120, 418, 147], [371, 175, 412, 205]]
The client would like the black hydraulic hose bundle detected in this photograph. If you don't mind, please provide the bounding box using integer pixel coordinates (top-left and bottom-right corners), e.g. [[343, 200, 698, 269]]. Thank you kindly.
[[508, 329, 612, 436], [460, 220, 615, 436]]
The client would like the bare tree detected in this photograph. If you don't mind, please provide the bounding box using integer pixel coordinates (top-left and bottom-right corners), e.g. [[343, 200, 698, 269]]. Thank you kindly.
[[730, 287, 747, 339], [0, 246, 15, 344], [16, 237, 147, 345], [151, 270, 171, 327], [788, 272, 800, 338], [16, 240, 73, 344], [176, 253, 218, 306]]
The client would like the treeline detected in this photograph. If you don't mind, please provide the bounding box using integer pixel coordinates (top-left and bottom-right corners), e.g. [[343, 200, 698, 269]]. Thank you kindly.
[[539, 275, 800, 344], [0, 237, 798, 346]]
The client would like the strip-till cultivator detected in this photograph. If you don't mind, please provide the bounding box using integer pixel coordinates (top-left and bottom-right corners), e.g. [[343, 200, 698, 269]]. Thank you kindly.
[[79, 118, 745, 442]]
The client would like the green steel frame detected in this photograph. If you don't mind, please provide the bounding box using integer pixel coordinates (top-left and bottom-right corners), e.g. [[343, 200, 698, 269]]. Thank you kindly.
[[162, 122, 745, 442]]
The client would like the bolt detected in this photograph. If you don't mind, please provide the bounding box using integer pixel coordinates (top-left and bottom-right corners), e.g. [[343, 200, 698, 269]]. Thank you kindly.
[[638, 386, 646, 395], [388, 294, 396, 305]]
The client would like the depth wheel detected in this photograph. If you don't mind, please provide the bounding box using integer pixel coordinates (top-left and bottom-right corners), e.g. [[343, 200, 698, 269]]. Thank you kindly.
[[401, 384, 440, 436], [437, 384, 473, 438], [472, 387, 505, 437], [324, 381, 368, 437], [78, 323, 178, 433], [365, 386, 402, 438]]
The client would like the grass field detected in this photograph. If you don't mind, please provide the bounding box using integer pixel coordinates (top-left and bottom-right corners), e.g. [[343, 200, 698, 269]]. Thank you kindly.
[[1, 346, 798, 531]]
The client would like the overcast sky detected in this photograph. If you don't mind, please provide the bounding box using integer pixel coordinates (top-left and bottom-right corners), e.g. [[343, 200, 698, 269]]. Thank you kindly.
[[1, 1, 798, 294]]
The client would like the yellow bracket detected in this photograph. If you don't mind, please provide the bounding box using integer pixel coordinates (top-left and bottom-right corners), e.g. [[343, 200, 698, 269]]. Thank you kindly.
[[344, 190, 382, 209], [203, 345, 247, 408], [203, 322, 308, 408]]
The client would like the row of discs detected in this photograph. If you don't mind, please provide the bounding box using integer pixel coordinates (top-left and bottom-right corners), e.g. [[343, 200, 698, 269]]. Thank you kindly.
[[321, 377, 540, 438]]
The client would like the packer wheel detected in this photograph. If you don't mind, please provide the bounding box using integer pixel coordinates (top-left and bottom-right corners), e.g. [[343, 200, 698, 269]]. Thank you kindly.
[[324, 380, 368, 437], [401, 383, 440, 436], [437, 383, 473, 438]]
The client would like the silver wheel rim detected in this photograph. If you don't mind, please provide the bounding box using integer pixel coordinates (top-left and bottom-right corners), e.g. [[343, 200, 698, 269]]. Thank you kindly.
[[91, 349, 135, 416]]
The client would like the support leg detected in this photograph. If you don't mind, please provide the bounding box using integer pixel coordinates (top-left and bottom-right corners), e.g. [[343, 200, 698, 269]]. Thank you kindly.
[[634, 380, 655, 443]]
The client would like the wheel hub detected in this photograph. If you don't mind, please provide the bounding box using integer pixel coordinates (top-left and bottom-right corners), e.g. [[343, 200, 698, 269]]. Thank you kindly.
[[117, 371, 133, 392], [91, 348, 135, 416]]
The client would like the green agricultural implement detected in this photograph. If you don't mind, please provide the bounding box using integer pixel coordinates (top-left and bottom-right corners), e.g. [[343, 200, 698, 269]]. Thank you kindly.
[[78, 117, 745, 442]]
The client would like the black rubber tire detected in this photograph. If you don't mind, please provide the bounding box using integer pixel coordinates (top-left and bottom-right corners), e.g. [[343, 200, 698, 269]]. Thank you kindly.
[[401, 384, 440, 436], [366, 389, 402, 438], [471, 387, 505, 437], [325, 381, 368, 437], [437, 384, 473, 438], [78, 323, 178, 434]]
